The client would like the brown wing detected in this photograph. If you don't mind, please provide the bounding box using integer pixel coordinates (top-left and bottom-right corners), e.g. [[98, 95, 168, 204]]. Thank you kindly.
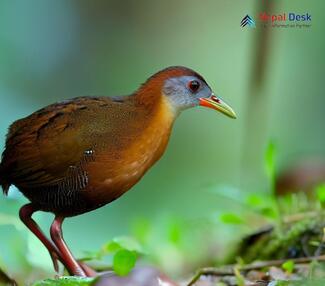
[[0, 97, 108, 193]]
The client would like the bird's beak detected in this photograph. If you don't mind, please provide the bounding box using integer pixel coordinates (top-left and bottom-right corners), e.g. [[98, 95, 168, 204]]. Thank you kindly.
[[199, 94, 236, 119]]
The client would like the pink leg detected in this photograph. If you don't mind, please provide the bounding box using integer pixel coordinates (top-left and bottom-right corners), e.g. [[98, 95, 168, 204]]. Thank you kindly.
[[50, 216, 86, 277], [19, 204, 60, 272], [20, 204, 95, 276]]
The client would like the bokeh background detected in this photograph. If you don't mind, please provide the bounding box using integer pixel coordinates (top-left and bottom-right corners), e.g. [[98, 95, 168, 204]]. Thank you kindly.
[[0, 0, 324, 283]]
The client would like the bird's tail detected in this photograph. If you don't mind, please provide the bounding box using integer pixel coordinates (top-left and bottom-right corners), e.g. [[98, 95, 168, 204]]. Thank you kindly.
[[0, 163, 10, 195]]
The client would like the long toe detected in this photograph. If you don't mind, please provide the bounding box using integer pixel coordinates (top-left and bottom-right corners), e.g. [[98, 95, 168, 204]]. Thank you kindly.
[[78, 261, 97, 277]]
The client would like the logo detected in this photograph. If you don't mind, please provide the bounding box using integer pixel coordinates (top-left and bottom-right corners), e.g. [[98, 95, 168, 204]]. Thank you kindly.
[[259, 12, 312, 28], [241, 12, 312, 29], [259, 12, 311, 22], [240, 15, 256, 28]]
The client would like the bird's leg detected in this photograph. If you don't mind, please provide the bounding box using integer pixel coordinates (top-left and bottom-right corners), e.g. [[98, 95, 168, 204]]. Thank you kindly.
[[50, 216, 86, 277], [19, 204, 60, 272], [20, 204, 95, 277]]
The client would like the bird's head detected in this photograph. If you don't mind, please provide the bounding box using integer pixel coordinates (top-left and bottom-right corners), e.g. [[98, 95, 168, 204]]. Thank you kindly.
[[136, 66, 236, 119]]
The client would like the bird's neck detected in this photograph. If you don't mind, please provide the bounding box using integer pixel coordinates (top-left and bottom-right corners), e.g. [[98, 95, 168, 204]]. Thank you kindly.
[[133, 83, 180, 119], [131, 94, 176, 170], [130, 89, 178, 161]]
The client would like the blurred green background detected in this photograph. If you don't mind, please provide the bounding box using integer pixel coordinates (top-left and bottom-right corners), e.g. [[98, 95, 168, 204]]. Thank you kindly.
[[0, 0, 324, 283]]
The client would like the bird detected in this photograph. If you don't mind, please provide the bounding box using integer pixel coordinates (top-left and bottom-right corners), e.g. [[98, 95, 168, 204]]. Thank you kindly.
[[0, 66, 236, 277]]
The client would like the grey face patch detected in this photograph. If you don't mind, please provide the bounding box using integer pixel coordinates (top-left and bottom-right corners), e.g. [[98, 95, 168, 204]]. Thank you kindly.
[[163, 75, 212, 112]]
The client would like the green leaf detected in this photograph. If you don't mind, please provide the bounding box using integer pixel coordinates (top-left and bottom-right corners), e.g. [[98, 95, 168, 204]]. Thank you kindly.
[[103, 236, 142, 256], [32, 277, 94, 286], [168, 220, 182, 244], [234, 267, 245, 286], [265, 141, 277, 193], [111, 237, 142, 253], [265, 141, 276, 176], [246, 194, 264, 207], [282, 259, 295, 274], [104, 241, 122, 254], [113, 249, 137, 276], [220, 213, 243, 224], [316, 184, 325, 203], [81, 250, 101, 261], [257, 206, 277, 218]]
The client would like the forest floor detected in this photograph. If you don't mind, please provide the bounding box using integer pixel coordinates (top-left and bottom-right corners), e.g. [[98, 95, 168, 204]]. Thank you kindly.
[[186, 258, 325, 286]]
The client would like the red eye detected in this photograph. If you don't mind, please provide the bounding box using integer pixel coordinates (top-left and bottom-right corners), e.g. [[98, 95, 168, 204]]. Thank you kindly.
[[188, 80, 200, 92]]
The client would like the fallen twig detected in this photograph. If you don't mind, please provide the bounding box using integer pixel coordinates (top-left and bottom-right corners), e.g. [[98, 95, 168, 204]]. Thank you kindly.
[[187, 255, 325, 286]]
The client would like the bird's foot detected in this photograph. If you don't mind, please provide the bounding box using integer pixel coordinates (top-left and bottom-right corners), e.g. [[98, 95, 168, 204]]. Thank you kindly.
[[77, 261, 97, 277]]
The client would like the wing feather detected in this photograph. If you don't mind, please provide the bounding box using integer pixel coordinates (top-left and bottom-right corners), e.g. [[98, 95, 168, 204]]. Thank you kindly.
[[0, 98, 97, 190]]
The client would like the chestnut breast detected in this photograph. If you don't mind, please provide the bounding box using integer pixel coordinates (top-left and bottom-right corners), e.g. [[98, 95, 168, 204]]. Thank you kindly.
[[83, 95, 175, 204]]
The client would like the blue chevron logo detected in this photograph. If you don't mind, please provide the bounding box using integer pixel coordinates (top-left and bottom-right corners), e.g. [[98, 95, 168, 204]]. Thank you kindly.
[[241, 14, 256, 28]]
